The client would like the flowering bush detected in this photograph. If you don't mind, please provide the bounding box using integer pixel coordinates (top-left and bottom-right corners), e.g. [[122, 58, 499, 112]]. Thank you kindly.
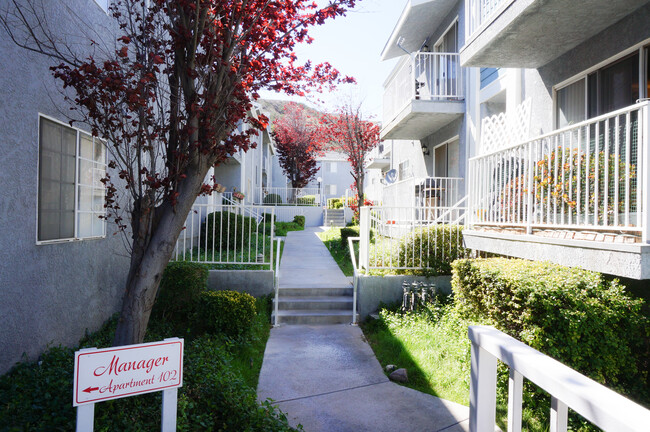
[[233, 191, 245, 201]]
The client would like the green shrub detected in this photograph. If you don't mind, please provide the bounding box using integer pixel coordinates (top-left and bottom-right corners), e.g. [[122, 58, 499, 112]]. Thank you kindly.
[[293, 215, 305, 227], [193, 290, 257, 338], [327, 198, 343, 209], [202, 211, 257, 250], [395, 225, 467, 275], [263, 212, 275, 223], [263, 193, 283, 205], [152, 262, 208, 331], [339, 226, 373, 248], [452, 258, 649, 402], [296, 195, 315, 205]]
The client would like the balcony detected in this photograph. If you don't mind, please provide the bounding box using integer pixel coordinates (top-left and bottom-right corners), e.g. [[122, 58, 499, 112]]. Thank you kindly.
[[465, 101, 650, 279], [461, 0, 649, 68], [381, 52, 465, 141]]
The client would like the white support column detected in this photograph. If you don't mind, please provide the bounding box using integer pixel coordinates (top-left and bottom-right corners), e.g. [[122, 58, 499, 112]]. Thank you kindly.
[[469, 340, 498, 432], [642, 105, 650, 243], [161, 388, 178, 432], [550, 397, 568, 432], [507, 368, 523, 432], [359, 207, 370, 271]]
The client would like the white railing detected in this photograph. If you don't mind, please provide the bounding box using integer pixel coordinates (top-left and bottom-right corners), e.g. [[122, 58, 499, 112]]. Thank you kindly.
[[358, 205, 468, 272], [258, 187, 321, 206], [383, 52, 464, 125], [273, 238, 282, 326], [468, 326, 650, 432], [348, 236, 360, 325], [174, 204, 275, 267], [468, 102, 647, 238], [383, 177, 464, 213], [466, 0, 514, 42]]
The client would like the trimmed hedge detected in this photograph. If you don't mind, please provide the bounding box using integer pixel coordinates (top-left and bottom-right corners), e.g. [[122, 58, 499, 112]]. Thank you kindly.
[[263, 193, 283, 205], [396, 225, 467, 275], [202, 211, 256, 250], [296, 195, 315, 205], [293, 215, 305, 228], [152, 262, 208, 331], [452, 258, 649, 399], [339, 226, 374, 248], [193, 290, 257, 338]]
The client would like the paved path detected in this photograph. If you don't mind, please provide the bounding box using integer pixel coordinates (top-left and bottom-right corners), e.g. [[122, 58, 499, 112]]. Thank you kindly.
[[257, 227, 470, 431], [278, 227, 351, 289]]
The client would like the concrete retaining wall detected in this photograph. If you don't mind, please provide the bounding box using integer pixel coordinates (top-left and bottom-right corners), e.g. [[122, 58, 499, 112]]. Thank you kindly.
[[207, 270, 274, 297], [357, 275, 452, 320]]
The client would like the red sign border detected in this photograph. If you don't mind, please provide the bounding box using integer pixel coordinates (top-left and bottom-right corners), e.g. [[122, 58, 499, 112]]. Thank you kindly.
[[74, 339, 183, 406]]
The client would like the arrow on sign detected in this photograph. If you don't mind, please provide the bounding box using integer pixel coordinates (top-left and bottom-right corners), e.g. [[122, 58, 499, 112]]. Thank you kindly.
[[82, 386, 99, 394]]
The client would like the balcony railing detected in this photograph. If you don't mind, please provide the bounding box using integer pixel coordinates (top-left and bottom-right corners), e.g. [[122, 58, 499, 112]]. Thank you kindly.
[[257, 187, 321, 206], [468, 101, 648, 240], [466, 0, 513, 42], [383, 177, 464, 212], [383, 52, 464, 124]]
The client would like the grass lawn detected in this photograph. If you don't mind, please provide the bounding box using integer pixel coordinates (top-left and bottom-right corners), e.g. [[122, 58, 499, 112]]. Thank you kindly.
[[316, 227, 358, 276]]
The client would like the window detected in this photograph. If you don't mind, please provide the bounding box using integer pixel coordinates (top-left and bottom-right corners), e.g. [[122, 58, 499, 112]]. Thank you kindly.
[[328, 162, 337, 173], [325, 184, 337, 195], [434, 139, 459, 178], [94, 0, 110, 12], [398, 160, 412, 180], [556, 51, 645, 128], [38, 117, 106, 242]]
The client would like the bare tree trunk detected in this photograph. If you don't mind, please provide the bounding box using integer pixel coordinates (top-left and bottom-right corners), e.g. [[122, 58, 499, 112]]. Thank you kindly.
[[113, 160, 209, 346]]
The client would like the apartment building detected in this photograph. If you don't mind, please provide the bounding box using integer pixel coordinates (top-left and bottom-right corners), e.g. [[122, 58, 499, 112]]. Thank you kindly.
[[0, 0, 129, 374], [377, 0, 650, 280]]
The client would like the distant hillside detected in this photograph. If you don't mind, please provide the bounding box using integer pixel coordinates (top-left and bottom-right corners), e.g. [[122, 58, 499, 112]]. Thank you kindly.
[[256, 99, 323, 126]]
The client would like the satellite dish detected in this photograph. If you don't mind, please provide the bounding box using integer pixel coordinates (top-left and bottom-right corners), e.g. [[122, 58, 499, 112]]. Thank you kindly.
[[384, 169, 397, 184]]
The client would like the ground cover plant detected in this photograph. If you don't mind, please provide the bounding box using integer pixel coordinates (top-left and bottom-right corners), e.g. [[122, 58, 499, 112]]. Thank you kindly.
[[362, 258, 649, 432], [0, 263, 293, 431]]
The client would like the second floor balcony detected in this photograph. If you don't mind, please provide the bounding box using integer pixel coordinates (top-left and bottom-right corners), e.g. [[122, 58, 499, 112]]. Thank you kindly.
[[382, 52, 465, 141], [461, 0, 649, 68], [465, 101, 650, 279]]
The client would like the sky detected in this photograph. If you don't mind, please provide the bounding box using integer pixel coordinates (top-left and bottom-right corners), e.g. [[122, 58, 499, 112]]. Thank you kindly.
[[259, 0, 408, 120]]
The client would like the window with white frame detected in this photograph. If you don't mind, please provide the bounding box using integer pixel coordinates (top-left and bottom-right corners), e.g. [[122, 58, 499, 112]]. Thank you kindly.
[[327, 161, 337, 173], [325, 184, 337, 195], [555, 49, 648, 128], [398, 160, 412, 181], [38, 117, 106, 242]]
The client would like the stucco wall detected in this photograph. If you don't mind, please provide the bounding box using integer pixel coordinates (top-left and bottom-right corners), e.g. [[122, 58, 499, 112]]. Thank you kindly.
[[207, 270, 274, 297], [0, 0, 130, 374], [357, 275, 452, 320], [523, 3, 650, 136]]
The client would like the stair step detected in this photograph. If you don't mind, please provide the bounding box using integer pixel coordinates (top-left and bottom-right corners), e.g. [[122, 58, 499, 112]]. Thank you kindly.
[[278, 287, 353, 297], [273, 309, 354, 325], [276, 296, 353, 310]]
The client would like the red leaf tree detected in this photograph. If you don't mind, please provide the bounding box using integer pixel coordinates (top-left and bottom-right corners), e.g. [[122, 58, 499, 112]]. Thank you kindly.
[[320, 103, 381, 209], [272, 102, 321, 194], [2, 0, 356, 345]]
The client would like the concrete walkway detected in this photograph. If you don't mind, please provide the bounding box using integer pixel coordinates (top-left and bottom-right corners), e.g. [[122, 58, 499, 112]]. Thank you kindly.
[[257, 227, 471, 431], [278, 227, 351, 289]]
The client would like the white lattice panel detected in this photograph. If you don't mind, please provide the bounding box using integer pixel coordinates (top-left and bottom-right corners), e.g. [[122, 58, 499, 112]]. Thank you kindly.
[[480, 98, 531, 155]]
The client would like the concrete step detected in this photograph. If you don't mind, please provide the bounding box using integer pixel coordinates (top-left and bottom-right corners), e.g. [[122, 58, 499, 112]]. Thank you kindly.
[[276, 296, 353, 310], [273, 309, 355, 325], [278, 286, 353, 297]]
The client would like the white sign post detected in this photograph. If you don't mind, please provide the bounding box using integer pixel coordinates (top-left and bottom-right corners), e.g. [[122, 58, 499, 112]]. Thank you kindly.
[[73, 338, 183, 431]]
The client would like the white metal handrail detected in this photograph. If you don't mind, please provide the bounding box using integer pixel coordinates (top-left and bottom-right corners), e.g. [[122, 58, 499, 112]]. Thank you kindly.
[[174, 204, 275, 267], [468, 102, 647, 237], [359, 206, 468, 272], [273, 238, 282, 326], [468, 326, 650, 432], [258, 187, 320, 206], [383, 52, 464, 125], [348, 236, 360, 324]]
